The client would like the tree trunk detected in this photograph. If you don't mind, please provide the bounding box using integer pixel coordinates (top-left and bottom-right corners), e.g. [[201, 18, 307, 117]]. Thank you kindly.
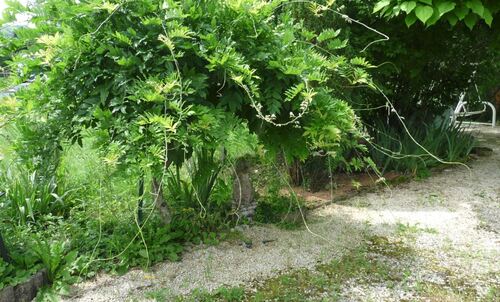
[[0, 231, 11, 263], [288, 157, 303, 186], [152, 178, 172, 225], [232, 158, 256, 220]]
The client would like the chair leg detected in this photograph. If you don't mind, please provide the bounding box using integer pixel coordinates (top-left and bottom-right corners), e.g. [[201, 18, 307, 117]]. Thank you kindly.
[[484, 102, 496, 127]]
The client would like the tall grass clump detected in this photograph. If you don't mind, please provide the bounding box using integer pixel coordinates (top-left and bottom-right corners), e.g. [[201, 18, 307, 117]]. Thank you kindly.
[[370, 117, 475, 176], [0, 164, 76, 224]]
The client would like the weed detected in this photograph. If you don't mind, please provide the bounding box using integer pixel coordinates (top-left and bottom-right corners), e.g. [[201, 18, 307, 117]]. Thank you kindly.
[[145, 288, 171, 301], [417, 193, 445, 206], [351, 180, 362, 190], [395, 222, 439, 238], [173, 286, 245, 302], [483, 286, 500, 302]]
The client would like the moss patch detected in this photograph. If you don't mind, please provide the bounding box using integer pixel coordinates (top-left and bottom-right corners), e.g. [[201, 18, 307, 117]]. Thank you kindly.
[[150, 233, 495, 302]]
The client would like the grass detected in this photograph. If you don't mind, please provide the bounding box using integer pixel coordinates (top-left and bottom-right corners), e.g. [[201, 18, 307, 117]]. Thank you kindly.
[[395, 222, 439, 238], [370, 117, 476, 177]]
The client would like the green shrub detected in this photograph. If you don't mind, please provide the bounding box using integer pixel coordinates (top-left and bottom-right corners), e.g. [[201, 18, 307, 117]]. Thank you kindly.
[[254, 190, 305, 229], [166, 148, 225, 213]]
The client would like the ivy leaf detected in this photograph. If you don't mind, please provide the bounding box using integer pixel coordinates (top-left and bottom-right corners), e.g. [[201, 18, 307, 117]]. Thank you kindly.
[[464, 12, 478, 29], [483, 7, 493, 26], [447, 14, 459, 26], [426, 8, 441, 26], [419, 0, 433, 5], [437, 1, 456, 16], [400, 1, 417, 13], [466, 0, 484, 17], [373, 0, 391, 13], [405, 13, 418, 27], [415, 5, 434, 23], [454, 5, 470, 20]]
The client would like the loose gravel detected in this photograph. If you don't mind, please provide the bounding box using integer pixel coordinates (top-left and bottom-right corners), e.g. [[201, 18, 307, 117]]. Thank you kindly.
[[64, 125, 500, 302]]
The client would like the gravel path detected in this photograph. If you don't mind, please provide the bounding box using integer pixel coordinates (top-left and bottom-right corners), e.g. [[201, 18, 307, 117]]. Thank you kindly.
[[65, 125, 500, 302]]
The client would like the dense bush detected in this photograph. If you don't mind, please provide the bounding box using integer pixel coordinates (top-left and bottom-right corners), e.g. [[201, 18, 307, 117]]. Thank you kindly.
[[0, 0, 372, 295], [0, 0, 374, 228], [0, 1, 489, 298]]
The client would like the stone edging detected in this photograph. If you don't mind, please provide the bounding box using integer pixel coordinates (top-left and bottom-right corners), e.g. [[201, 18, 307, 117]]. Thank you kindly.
[[0, 269, 49, 302]]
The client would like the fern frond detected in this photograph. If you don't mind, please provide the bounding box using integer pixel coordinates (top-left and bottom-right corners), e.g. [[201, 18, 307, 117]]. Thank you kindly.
[[350, 57, 373, 68], [317, 28, 341, 43], [168, 26, 194, 39], [158, 34, 175, 51], [285, 83, 305, 102]]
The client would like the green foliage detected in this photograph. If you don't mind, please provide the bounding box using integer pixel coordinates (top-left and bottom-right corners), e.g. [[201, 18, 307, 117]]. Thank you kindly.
[[254, 184, 305, 229], [166, 148, 224, 212], [0, 226, 43, 291], [374, 0, 500, 28], [2, 0, 366, 178], [0, 163, 75, 224], [0, 258, 40, 290], [2, 0, 490, 297], [369, 117, 475, 176], [163, 147, 237, 244], [0, 226, 82, 294], [31, 239, 79, 284], [333, 0, 499, 121]]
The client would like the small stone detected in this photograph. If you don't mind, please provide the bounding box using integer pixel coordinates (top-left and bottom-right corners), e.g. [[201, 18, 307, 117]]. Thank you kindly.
[[0, 286, 15, 302], [32, 269, 49, 289], [14, 280, 35, 302]]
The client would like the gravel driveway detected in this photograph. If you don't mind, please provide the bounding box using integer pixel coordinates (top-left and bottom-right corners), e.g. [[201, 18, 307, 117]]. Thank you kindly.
[[64, 125, 500, 302]]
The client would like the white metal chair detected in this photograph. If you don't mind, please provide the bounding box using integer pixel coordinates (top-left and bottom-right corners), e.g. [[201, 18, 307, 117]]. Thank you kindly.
[[451, 91, 496, 127]]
